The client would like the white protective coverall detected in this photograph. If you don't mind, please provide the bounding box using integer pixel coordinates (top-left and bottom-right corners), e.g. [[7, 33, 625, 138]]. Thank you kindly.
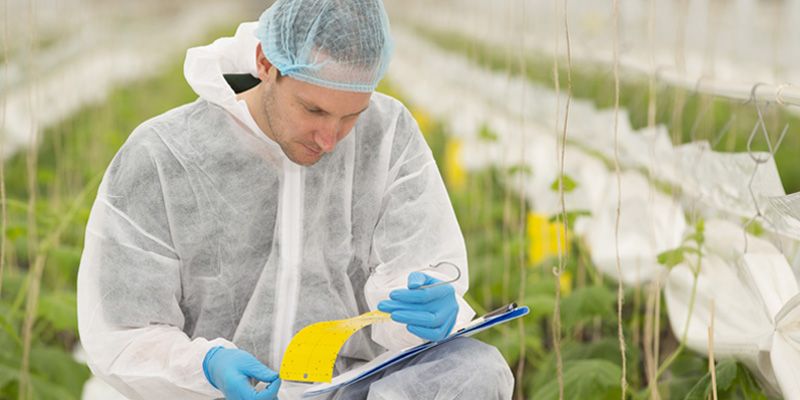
[[77, 22, 498, 399]]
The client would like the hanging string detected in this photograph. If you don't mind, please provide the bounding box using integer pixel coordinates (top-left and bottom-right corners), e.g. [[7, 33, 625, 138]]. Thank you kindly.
[[501, 0, 514, 309], [514, 2, 530, 399], [20, 0, 40, 396], [550, 0, 568, 397], [553, 0, 572, 399], [611, 0, 628, 397], [643, 0, 660, 397], [0, 0, 9, 298], [643, 281, 660, 400], [708, 300, 718, 400]]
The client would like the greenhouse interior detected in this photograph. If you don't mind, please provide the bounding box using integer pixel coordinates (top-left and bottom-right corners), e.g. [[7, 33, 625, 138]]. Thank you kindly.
[[2, 0, 800, 399]]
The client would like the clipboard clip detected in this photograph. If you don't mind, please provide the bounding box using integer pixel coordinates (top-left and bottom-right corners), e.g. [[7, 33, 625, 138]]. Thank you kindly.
[[456, 303, 518, 333], [484, 303, 517, 319]]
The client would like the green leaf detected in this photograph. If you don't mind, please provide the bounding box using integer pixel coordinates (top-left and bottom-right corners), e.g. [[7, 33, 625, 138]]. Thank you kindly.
[[30, 373, 84, 400], [683, 232, 704, 245], [745, 220, 764, 238], [532, 359, 622, 400], [48, 246, 82, 271], [550, 174, 578, 193], [38, 291, 78, 332], [715, 360, 739, 390], [657, 351, 711, 399], [560, 286, 615, 330], [478, 328, 541, 364], [29, 345, 91, 399], [478, 123, 499, 142], [737, 365, 769, 400], [37, 169, 56, 185], [0, 327, 21, 396], [682, 219, 706, 247], [548, 210, 591, 230], [531, 338, 638, 393], [562, 338, 632, 365], [4, 224, 26, 241], [683, 360, 739, 400], [657, 246, 688, 268], [507, 164, 532, 176], [525, 294, 555, 319], [0, 361, 17, 389]]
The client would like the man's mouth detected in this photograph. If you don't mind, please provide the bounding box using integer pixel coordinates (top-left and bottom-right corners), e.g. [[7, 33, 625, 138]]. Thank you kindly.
[[302, 143, 322, 156]]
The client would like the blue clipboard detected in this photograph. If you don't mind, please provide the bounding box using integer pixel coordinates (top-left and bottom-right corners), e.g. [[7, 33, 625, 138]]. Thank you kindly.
[[303, 304, 530, 397]]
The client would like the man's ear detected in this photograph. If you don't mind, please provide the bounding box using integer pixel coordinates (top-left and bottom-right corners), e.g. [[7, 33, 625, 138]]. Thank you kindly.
[[255, 43, 278, 82]]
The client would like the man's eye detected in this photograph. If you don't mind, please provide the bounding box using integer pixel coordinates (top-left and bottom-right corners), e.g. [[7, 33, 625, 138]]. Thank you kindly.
[[306, 107, 323, 115]]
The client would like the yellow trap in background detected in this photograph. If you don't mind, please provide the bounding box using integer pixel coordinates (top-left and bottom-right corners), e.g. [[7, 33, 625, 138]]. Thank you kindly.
[[280, 310, 391, 383]]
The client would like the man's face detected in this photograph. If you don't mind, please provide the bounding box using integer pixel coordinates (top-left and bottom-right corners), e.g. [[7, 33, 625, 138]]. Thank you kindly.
[[258, 67, 372, 166]]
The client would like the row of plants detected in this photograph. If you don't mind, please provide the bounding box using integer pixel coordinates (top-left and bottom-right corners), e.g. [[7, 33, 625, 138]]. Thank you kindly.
[[0, 24, 779, 400], [407, 103, 772, 399], [382, 23, 783, 396], [0, 37, 207, 399], [407, 22, 800, 195]]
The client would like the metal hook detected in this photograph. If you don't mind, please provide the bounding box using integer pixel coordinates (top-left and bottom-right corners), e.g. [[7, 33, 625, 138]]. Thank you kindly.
[[744, 82, 767, 106], [771, 123, 790, 157], [746, 120, 771, 164], [739, 82, 788, 255], [775, 83, 793, 107], [415, 261, 462, 289], [745, 83, 773, 164]]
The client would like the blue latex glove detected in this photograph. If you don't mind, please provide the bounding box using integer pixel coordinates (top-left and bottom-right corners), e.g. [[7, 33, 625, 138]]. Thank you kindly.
[[203, 346, 281, 400], [377, 272, 459, 342]]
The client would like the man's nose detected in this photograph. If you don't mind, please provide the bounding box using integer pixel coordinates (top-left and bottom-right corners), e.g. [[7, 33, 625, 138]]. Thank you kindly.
[[314, 121, 340, 152]]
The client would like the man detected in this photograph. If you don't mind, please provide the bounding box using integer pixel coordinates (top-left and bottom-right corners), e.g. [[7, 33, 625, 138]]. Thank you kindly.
[[77, 0, 514, 399]]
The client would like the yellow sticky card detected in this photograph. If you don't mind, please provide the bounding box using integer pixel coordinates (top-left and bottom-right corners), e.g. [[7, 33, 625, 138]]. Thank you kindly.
[[527, 212, 570, 266], [280, 310, 391, 383]]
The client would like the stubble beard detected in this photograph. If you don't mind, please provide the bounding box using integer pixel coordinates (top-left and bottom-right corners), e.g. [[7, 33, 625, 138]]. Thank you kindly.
[[261, 85, 323, 167]]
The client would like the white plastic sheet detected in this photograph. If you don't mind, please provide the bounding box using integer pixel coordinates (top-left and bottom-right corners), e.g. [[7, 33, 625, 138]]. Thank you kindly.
[[584, 171, 686, 284], [766, 192, 800, 241], [665, 219, 800, 398], [516, 142, 609, 217]]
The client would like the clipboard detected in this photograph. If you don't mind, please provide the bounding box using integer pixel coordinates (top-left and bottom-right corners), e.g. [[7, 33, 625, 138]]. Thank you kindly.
[[302, 303, 530, 397]]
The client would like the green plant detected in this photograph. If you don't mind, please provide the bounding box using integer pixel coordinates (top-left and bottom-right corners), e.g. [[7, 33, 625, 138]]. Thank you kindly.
[[0, 25, 238, 399]]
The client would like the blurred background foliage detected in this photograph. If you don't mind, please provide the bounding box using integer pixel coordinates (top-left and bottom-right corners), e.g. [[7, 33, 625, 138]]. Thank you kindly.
[[2, 2, 798, 399]]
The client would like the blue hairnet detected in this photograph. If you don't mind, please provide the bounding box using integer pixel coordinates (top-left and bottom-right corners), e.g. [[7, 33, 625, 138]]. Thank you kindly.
[[255, 0, 394, 93]]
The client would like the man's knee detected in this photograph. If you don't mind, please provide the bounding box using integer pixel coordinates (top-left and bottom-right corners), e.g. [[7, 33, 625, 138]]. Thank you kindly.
[[357, 338, 514, 400], [407, 338, 515, 399], [440, 338, 514, 389]]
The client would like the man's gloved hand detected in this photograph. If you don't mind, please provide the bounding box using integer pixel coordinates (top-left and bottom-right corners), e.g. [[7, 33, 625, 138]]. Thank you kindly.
[[377, 272, 459, 342], [203, 347, 281, 400]]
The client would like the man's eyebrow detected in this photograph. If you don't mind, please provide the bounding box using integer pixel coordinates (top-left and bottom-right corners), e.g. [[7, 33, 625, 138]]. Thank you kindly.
[[296, 95, 368, 117], [348, 105, 370, 117]]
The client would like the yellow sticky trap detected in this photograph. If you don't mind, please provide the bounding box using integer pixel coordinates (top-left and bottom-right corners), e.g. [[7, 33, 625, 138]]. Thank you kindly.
[[279, 310, 390, 383], [410, 106, 433, 138], [445, 138, 466, 191], [528, 212, 570, 266]]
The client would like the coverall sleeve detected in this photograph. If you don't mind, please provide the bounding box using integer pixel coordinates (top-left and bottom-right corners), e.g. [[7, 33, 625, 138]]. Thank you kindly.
[[77, 126, 234, 400], [363, 106, 476, 350]]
